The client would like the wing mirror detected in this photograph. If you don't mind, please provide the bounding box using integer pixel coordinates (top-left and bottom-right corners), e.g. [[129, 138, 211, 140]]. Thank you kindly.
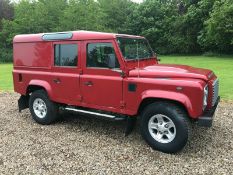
[[153, 52, 161, 62]]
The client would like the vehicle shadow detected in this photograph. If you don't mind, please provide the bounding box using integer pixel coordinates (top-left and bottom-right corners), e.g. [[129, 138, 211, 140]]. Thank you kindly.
[[56, 112, 219, 155], [57, 112, 134, 135]]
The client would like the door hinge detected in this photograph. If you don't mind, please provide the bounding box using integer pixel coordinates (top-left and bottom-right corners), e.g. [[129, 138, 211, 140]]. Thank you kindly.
[[80, 69, 83, 75], [78, 95, 83, 102], [120, 101, 126, 109]]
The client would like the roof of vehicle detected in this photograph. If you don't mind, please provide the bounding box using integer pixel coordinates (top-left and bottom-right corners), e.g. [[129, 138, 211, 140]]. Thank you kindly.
[[13, 30, 144, 43]]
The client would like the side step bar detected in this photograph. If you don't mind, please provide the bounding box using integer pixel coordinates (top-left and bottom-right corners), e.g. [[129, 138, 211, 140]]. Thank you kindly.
[[65, 107, 126, 121], [64, 107, 137, 136]]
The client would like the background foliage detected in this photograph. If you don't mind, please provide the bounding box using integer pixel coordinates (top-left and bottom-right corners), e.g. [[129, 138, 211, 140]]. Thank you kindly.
[[0, 0, 232, 62]]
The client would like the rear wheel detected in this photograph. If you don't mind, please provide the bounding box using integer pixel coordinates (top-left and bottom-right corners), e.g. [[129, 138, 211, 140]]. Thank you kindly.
[[140, 102, 191, 153], [29, 90, 58, 125]]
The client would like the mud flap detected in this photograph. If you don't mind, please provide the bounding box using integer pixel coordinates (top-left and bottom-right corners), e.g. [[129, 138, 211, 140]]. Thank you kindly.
[[125, 117, 137, 136], [18, 95, 29, 112]]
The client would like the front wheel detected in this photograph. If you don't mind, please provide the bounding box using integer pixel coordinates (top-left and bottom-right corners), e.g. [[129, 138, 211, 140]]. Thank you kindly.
[[140, 102, 191, 153]]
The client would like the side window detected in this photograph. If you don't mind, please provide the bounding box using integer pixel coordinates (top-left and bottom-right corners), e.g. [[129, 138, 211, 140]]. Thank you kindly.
[[54, 44, 78, 67], [87, 43, 120, 68]]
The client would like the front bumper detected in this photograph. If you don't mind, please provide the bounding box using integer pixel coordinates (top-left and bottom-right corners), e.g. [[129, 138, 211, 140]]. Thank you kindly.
[[197, 96, 220, 127]]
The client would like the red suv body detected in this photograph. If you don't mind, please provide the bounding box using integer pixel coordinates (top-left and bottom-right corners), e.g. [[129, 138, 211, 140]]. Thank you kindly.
[[13, 31, 220, 153]]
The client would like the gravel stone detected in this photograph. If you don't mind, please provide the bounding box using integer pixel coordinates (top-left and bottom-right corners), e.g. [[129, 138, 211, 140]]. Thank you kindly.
[[0, 92, 232, 174]]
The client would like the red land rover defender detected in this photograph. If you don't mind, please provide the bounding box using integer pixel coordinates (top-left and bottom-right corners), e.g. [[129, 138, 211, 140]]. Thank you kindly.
[[13, 31, 220, 153]]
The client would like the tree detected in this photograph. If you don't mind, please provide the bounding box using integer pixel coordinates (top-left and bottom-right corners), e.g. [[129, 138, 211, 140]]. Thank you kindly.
[[0, 0, 14, 30], [167, 0, 216, 54], [38, 0, 67, 32], [127, 0, 180, 54], [58, 0, 105, 31], [198, 0, 233, 53], [98, 0, 135, 33]]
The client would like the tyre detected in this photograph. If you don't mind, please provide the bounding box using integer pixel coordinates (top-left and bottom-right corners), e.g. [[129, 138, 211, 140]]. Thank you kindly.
[[140, 102, 191, 153], [29, 90, 59, 125]]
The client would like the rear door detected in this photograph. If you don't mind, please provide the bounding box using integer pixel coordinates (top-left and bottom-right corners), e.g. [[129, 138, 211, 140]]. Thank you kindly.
[[80, 40, 123, 111], [51, 41, 82, 105]]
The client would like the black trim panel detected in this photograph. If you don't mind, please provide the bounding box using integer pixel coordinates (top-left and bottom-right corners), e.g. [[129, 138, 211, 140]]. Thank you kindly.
[[18, 95, 29, 112], [128, 83, 137, 92], [197, 96, 220, 127]]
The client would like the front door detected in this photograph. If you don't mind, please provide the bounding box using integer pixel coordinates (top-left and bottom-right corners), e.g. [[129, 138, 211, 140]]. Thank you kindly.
[[80, 40, 123, 111]]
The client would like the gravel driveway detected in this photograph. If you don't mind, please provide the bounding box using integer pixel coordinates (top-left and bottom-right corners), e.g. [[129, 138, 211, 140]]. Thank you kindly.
[[0, 92, 232, 174]]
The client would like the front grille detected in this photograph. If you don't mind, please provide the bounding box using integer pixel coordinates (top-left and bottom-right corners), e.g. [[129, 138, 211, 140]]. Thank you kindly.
[[212, 79, 219, 106]]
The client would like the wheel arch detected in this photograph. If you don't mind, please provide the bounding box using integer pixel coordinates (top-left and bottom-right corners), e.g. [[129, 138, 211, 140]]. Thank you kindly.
[[137, 90, 194, 118], [138, 97, 189, 116], [27, 80, 53, 98]]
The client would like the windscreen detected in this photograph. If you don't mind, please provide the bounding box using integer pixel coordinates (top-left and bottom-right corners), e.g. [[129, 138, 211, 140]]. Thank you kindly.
[[117, 37, 154, 60]]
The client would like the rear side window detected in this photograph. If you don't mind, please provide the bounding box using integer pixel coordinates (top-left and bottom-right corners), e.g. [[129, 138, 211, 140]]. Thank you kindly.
[[87, 43, 119, 68], [54, 44, 78, 67]]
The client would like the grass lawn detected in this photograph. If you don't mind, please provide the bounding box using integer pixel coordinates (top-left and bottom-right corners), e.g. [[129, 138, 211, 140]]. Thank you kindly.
[[0, 63, 13, 91], [0, 55, 233, 100]]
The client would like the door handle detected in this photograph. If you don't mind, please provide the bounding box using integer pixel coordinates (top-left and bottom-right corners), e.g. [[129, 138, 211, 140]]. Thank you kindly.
[[84, 81, 93, 86], [53, 78, 61, 84]]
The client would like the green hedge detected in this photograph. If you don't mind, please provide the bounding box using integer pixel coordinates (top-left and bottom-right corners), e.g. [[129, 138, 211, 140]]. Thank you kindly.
[[0, 48, 13, 63]]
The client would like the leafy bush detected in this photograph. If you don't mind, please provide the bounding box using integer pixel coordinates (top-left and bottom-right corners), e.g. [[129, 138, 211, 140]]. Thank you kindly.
[[0, 48, 12, 63], [198, 0, 233, 54]]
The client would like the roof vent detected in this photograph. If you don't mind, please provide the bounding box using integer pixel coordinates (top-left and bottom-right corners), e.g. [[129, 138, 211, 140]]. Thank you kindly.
[[42, 32, 73, 41]]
